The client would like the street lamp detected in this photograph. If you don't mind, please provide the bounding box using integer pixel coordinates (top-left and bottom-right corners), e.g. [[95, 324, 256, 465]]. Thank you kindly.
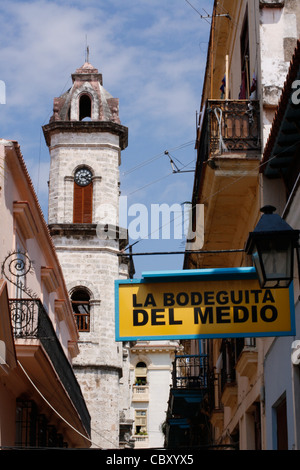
[[245, 206, 300, 289]]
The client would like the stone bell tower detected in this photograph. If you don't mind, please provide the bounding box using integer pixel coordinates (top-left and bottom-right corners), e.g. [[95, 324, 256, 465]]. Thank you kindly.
[[43, 61, 130, 448]]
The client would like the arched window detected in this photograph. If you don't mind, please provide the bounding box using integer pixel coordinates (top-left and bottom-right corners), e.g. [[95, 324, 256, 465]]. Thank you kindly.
[[135, 362, 147, 385], [73, 166, 93, 223], [79, 94, 92, 121], [71, 289, 90, 332]]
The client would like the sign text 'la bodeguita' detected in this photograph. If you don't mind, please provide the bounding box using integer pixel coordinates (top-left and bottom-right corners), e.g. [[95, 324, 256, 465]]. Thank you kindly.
[[115, 274, 295, 341], [132, 289, 278, 327]]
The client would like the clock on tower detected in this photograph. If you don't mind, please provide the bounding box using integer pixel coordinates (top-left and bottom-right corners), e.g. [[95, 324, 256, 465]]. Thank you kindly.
[[74, 167, 93, 186]]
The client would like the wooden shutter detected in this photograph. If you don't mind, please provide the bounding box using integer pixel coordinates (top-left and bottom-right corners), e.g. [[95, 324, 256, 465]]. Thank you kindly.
[[73, 182, 93, 223], [135, 410, 147, 429]]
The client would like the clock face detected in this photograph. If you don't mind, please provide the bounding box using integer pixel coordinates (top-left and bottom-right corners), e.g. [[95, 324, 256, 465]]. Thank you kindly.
[[74, 167, 92, 186]]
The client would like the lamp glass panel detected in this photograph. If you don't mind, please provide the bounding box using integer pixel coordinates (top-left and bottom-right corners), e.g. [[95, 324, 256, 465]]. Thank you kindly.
[[261, 247, 292, 280], [252, 236, 294, 288]]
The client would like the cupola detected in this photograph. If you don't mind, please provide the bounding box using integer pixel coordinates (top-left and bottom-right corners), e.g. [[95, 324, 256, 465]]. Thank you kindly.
[[43, 62, 128, 150]]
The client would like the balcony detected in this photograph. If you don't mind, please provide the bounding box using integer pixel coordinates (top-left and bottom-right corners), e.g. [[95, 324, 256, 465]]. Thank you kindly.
[[186, 99, 261, 270], [133, 434, 149, 448], [9, 298, 91, 438], [196, 100, 261, 167], [132, 385, 149, 402], [165, 355, 209, 448], [172, 354, 208, 389], [236, 346, 258, 380]]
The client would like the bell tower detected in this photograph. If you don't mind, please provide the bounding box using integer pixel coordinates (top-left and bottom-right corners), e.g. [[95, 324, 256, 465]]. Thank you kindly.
[[43, 61, 129, 448]]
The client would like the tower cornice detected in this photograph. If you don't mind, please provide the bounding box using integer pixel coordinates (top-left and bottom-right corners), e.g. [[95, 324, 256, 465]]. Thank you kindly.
[[42, 120, 128, 150]]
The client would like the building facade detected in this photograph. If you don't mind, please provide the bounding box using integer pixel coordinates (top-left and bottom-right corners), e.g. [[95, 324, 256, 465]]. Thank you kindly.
[[130, 341, 178, 449], [0, 139, 90, 448], [169, 0, 300, 450], [261, 40, 300, 450], [43, 61, 130, 449]]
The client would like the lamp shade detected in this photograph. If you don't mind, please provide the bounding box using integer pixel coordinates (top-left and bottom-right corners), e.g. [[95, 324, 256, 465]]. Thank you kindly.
[[245, 206, 299, 288]]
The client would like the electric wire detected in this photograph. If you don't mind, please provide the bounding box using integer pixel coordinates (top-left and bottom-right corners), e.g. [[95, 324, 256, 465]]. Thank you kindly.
[[125, 157, 195, 197], [3, 338, 121, 449], [124, 138, 300, 252], [3, 147, 299, 449], [184, 0, 212, 25]]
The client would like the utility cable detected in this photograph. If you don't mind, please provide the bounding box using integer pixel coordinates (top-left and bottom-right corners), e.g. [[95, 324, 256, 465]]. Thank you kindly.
[[17, 359, 102, 448], [126, 157, 195, 197], [4, 336, 123, 449], [184, 0, 212, 25], [124, 138, 300, 252]]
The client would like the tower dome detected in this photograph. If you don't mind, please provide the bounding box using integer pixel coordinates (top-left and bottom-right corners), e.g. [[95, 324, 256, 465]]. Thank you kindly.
[[43, 62, 128, 149]]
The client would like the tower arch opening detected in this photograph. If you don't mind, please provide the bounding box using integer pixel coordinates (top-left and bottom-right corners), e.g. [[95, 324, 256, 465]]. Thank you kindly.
[[79, 94, 92, 121]]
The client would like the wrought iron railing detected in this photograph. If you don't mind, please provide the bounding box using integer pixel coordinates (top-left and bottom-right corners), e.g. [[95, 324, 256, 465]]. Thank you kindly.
[[9, 298, 40, 338], [207, 99, 261, 155], [9, 298, 91, 436], [172, 355, 209, 390], [197, 99, 260, 161], [192, 99, 261, 208]]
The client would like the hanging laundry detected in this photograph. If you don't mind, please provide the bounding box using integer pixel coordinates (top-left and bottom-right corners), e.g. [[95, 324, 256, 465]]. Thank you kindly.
[[220, 75, 226, 98], [250, 73, 257, 93], [250, 72, 257, 99]]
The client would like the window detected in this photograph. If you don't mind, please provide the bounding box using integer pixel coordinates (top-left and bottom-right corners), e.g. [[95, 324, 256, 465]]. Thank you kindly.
[[15, 400, 38, 447], [15, 399, 67, 448], [79, 94, 92, 121], [73, 167, 93, 223], [135, 410, 147, 435], [71, 289, 90, 332]]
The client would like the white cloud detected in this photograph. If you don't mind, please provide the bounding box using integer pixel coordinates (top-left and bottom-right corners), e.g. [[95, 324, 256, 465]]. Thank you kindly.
[[0, 1, 210, 124], [0, 0, 212, 237]]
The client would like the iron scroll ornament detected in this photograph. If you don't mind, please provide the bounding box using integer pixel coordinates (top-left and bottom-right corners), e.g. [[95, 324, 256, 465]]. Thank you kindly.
[[1, 251, 38, 337], [1, 250, 37, 299]]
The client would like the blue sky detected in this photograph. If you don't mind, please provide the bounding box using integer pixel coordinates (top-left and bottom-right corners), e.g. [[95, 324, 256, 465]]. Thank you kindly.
[[0, 0, 212, 277]]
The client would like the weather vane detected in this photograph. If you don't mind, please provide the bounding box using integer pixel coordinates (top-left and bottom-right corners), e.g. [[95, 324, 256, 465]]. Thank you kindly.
[[85, 34, 90, 62]]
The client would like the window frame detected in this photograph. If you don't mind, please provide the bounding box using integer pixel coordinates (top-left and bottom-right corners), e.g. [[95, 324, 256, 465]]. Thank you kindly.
[[71, 289, 91, 332]]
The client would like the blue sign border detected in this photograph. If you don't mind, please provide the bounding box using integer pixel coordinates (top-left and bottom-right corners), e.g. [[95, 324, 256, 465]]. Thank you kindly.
[[115, 267, 296, 341]]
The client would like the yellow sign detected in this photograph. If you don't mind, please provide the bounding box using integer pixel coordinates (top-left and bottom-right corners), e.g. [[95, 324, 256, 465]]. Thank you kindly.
[[115, 271, 295, 341]]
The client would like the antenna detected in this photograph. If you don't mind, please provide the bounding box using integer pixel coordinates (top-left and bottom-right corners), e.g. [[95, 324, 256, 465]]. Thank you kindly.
[[184, 0, 231, 22], [165, 151, 195, 174]]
